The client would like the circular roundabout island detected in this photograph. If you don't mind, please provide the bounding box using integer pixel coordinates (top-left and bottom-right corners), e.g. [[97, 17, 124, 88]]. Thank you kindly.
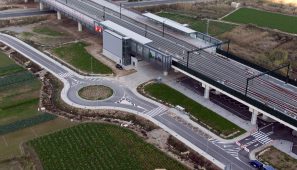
[[78, 85, 113, 101]]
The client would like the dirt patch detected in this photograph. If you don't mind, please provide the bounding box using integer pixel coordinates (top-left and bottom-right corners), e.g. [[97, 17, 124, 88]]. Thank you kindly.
[[257, 146, 297, 170], [78, 85, 113, 100], [219, 24, 297, 78]]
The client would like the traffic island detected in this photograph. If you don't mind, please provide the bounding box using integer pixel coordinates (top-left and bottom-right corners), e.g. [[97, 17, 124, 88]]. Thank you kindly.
[[78, 85, 113, 100]]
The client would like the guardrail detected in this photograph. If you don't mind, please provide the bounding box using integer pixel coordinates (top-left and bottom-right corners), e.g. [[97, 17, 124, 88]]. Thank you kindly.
[[172, 60, 297, 128]]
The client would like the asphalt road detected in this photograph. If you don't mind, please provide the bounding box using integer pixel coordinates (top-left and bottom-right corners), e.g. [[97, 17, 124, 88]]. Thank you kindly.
[[155, 114, 254, 170], [44, 0, 297, 122], [0, 8, 55, 19]]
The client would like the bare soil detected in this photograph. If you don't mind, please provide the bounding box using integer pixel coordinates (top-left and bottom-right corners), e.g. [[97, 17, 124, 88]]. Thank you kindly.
[[219, 24, 297, 79], [78, 85, 113, 100], [257, 146, 297, 170]]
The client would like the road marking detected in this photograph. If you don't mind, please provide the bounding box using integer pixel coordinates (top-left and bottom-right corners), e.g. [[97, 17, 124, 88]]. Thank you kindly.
[[210, 139, 241, 159], [146, 107, 167, 117], [251, 131, 273, 145]]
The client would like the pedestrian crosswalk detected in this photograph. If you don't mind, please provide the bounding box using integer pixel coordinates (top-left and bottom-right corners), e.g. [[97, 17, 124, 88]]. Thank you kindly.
[[58, 72, 73, 78], [251, 131, 273, 145], [145, 107, 167, 117]]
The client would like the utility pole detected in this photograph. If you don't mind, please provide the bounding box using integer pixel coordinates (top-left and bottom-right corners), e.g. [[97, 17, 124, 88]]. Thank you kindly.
[[103, 6, 106, 21], [162, 20, 166, 37], [120, 3, 122, 19], [91, 56, 93, 74], [206, 19, 209, 35], [145, 25, 147, 37], [245, 63, 291, 96]]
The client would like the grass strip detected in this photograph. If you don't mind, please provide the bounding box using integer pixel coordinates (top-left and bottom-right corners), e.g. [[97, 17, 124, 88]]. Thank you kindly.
[[144, 82, 245, 138]]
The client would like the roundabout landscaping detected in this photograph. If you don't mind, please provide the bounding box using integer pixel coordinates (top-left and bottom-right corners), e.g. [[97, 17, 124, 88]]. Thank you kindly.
[[78, 85, 113, 100]]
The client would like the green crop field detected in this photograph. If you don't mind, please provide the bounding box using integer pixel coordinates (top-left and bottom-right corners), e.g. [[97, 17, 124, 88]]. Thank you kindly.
[[0, 118, 77, 161], [53, 42, 112, 74], [223, 8, 297, 34], [157, 12, 236, 36], [144, 83, 245, 138], [0, 52, 23, 76], [0, 52, 48, 127], [29, 123, 187, 170]]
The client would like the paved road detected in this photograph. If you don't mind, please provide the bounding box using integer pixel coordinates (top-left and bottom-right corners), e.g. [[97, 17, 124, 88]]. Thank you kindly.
[[0, 8, 55, 19], [42, 0, 297, 125], [155, 114, 254, 169]]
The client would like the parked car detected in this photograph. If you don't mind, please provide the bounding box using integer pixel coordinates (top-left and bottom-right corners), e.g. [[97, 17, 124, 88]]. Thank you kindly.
[[249, 160, 263, 169], [116, 64, 123, 70]]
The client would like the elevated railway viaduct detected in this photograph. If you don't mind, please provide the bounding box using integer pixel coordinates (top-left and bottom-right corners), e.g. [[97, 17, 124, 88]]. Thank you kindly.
[[37, 0, 297, 131]]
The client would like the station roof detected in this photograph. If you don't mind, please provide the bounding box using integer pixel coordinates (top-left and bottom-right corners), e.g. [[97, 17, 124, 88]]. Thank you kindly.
[[142, 12, 196, 34], [100, 20, 152, 45]]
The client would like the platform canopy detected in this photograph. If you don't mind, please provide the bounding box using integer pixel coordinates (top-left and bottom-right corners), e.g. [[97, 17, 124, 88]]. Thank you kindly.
[[142, 12, 196, 34], [100, 20, 152, 45]]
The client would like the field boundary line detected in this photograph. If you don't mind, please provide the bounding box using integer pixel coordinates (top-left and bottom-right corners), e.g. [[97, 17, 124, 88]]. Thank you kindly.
[[219, 7, 241, 20]]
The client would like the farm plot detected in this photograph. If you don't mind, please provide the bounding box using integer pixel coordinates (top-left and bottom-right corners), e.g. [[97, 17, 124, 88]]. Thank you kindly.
[[0, 51, 23, 76], [29, 123, 188, 170], [223, 8, 297, 34]]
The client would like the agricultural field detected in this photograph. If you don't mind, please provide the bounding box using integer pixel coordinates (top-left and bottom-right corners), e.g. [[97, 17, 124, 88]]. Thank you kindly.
[[223, 8, 297, 34], [157, 12, 236, 36], [0, 71, 42, 125], [0, 51, 23, 76], [143, 82, 245, 138], [0, 52, 57, 134], [0, 118, 77, 162], [53, 42, 112, 74], [29, 123, 187, 170]]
